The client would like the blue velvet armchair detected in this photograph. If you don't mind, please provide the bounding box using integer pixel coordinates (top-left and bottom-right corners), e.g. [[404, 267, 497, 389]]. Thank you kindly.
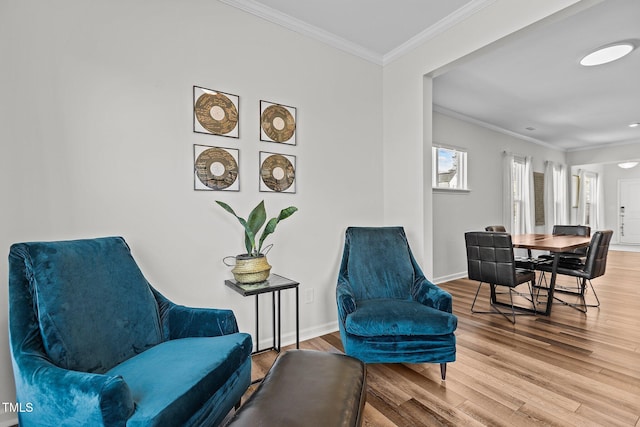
[[8, 236, 252, 426], [336, 227, 457, 380]]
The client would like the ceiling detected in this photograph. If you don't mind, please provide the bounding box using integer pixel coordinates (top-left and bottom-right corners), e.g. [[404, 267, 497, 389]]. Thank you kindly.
[[222, 0, 640, 152]]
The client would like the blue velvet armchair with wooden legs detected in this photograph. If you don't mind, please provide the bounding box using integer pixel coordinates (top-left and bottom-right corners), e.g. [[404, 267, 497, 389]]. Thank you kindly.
[[336, 227, 457, 380], [8, 236, 252, 427]]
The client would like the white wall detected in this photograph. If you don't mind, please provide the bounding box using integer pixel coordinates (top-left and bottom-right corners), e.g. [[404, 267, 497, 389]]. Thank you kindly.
[[567, 140, 640, 166], [431, 112, 566, 282], [382, 0, 587, 279], [570, 160, 640, 242], [0, 0, 383, 416], [567, 140, 640, 238], [0, 0, 599, 421], [601, 163, 640, 240]]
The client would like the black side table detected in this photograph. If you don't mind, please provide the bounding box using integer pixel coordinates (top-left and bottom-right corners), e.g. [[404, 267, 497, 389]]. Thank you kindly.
[[225, 273, 300, 354]]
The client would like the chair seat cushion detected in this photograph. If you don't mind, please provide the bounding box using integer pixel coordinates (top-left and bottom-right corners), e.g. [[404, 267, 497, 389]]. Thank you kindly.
[[106, 333, 252, 426], [515, 268, 536, 285], [345, 299, 457, 337], [536, 262, 588, 279]]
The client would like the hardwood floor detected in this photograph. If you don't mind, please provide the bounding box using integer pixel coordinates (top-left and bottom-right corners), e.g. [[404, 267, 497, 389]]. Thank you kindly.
[[247, 250, 640, 426]]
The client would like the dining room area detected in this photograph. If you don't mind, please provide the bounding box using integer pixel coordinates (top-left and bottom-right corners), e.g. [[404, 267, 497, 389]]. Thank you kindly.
[[424, 98, 640, 424], [464, 226, 611, 322]]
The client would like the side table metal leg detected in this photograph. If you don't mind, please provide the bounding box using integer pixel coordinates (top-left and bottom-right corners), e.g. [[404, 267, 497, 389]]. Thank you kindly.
[[255, 294, 259, 353], [277, 290, 282, 352], [272, 291, 276, 351], [296, 287, 299, 349]]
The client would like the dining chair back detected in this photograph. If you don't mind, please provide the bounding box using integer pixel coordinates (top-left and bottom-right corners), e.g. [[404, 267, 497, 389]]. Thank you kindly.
[[465, 231, 536, 323], [536, 230, 613, 312], [553, 224, 591, 258]]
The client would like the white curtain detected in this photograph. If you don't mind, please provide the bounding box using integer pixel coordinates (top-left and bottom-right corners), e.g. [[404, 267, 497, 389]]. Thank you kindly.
[[577, 170, 601, 229], [577, 169, 586, 225], [596, 172, 604, 230], [503, 153, 535, 234], [502, 152, 515, 232], [544, 161, 568, 233]]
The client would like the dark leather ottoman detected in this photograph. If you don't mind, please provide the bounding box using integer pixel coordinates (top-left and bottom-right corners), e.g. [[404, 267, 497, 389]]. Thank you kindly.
[[226, 349, 366, 427]]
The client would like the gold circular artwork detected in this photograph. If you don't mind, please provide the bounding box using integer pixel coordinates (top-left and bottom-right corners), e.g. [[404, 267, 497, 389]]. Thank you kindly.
[[260, 154, 295, 192], [261, 104, 295, 142], [195, 147, 238, 190], [194, 92, 238, 135]]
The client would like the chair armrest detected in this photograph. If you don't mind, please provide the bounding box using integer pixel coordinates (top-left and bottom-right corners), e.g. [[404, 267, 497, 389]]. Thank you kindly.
[[411, 277, 453, 313], [336, 278, 357, 323], [152, 288, 239, 339], [15, 355, 133, 425], [167, 304, 240, 339]]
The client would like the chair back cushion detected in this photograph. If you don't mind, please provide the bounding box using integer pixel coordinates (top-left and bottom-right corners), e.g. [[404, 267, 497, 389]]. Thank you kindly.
[[11, 237, 163, 373], [342, 227, 415, 301], [485, 225, 506, 232], [552, 225, 591, 237], [583, 230, 613, 279], [553, 225, 591, 255], [465, 232, 517, 287]]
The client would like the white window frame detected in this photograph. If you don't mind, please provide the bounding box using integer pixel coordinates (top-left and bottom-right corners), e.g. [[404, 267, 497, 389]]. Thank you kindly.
[[432, 144, 469, 191]]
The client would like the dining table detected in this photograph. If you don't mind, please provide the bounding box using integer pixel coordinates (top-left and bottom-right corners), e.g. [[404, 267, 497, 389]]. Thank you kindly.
[[511, 233, 591, 315]]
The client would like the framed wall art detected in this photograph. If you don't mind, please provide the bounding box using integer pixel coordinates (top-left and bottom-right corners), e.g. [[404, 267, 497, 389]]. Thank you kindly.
[[259, 151, 296, 193], [260, 100, 296, 145], [193, 144, 239, 191], [193, 86, 239, 138]]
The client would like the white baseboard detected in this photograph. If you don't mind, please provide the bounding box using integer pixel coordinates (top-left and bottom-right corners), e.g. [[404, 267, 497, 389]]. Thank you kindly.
[[433, 271, 467, 284], [610, 244, 640, 252], [255, 320, 339, 351]]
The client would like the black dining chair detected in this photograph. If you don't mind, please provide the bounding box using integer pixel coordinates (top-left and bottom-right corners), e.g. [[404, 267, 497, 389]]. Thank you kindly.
[[536, 230, 613, 313], [485, 225, 535, 272], [465, 231, 537, 323], [537, 225, 591, 265]]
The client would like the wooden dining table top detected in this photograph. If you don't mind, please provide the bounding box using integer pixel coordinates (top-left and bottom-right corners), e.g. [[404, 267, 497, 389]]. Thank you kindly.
[[511, 233, 591, 252]]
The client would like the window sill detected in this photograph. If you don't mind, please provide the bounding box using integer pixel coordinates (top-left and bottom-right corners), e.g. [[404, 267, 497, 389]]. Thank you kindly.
[[432, 187, 471, 194]]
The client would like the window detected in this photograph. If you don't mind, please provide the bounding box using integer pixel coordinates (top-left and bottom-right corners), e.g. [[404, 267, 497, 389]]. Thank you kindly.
[[512, 156, 526, 233], [544, 161, 568, 232], [432, 145, 468, 190], [582, 171, 598, 227], [503, 153, 533, 234]]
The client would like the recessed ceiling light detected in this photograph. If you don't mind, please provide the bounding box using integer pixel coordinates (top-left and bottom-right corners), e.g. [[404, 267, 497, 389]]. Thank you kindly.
[[618, 161, 639, 169], [580, 42, 635, 66], [630, 122, 640, 128]]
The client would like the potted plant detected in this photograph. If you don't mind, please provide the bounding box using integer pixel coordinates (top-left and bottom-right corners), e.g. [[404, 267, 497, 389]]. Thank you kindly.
[[216, 200, 298, 283]]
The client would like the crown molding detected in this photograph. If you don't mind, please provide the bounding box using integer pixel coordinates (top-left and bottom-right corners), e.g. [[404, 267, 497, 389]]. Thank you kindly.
[[433, 105, 565, 152], [566, 138, 640, 152], [382, 0, 497, 65], [220, 0, 496, 66], [219, 0, 383, 65]]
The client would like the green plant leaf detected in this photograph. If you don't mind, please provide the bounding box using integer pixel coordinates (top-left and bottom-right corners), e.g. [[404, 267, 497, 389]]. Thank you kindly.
[[216, 200, 255, 255], [258, 206, 298, 253], [245, 201, 267, 255], [217, 201, 297, 257]]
